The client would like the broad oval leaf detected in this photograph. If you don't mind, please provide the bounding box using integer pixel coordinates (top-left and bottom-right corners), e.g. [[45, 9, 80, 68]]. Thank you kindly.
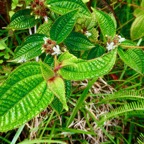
[[13, 34, 46, 62], [93, 9, 116, 40], [58, 49, 117, 80], [47, 0, 91, 17], [48, 76, 68, 111], [50, 10, 77, 44], [64, 32, 95, 51], [0, 62, 54, 132], [130, 15, 144, 40], [118, 47, 144, 74], [7, 15, 38, 30], [11, 9, 32, 22]]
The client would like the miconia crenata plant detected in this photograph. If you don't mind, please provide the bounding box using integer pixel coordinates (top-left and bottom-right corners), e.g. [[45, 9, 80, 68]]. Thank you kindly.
[[0, 0, 144, 133]]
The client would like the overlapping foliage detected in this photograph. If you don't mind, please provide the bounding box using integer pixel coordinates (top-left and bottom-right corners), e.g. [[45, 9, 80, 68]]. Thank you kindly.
[[0, 0, 144, 143]]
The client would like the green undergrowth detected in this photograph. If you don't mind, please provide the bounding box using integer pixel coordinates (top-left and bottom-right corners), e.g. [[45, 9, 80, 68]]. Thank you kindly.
[[0, 0, 144, 144]]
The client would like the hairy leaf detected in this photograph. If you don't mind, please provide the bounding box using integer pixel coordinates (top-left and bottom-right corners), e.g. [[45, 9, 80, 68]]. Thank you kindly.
[[44, 54, 54, 67], [64, 32, 95, 51], [130, 15, 144, 40], [51, 96, 63, 114], [47, 0, 91, 17], [93, 9, 116, 40], [51, 80, 71, 114], [13, 34, 45, 62], [48, 76, 68, 111], [50, 10, 77, 44], [11, 9, 32, 22], [40, 62, 54, 81], [7, 15, 38, 30], [58, 49, 117, 80], [0, 62, 54, 132], [118, 47, 144, 74], [37, 20, 53, 37]]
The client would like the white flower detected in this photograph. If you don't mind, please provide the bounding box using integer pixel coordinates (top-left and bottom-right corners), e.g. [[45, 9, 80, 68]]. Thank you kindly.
[[43, 37, 49, 44], [52, 45, 61, 56], [118, 35, 125, 43], [106, 42, 116, 51], [44, 16, 48, 22], [85, 31, 92, 37]]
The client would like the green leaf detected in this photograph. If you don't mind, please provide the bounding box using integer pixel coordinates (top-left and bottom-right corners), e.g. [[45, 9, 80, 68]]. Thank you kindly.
[[48, 76, 68, 111], [13, 34, 45, 62], [7, 11, 38, 30], [93, 9, 116, 40], [50, 80, 71, 114], [47, 0, 91, 17], [51, 96, 63, 114], [37, 20, 53, 37], [11, 9, 32, 22], [65, 80, 72, 99], [87, 45, 105, 60], [130, 15, 144, 40], [118, 47, 144, 74], [0, 62, 54, 132], [98, 101, 144, 126], [50, 10, 77, 44], [58, 49, 117, 80], [40, 61, 54, 81], [133, 0, 144, 17], [84, 12, 97, 30], [58, 51, 83, 67], [44, 54, 54, 67], [0, 38, 8, 50], [64, 32, 95, 51], [0, 60, 3, 64]]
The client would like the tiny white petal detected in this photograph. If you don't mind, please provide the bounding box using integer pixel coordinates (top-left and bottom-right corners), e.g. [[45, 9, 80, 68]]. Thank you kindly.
[[106, 42, 115, 51], [85, 31, 92, 37], [35, 56, 39, 62], [44, 16, 48, 22], [52, 45, 61, 55], [118, 35, 125, 43]]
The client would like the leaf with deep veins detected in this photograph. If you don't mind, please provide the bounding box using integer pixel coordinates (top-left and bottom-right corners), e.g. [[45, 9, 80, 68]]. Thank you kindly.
[[47, 0, 91, 17], [93, 8, 116, 40], [50, 10, 78, 44], [40, 61, 55, 81], [48, 76, 68, 111], [58, 49, 117, 80], [0, 62, 54, 132]]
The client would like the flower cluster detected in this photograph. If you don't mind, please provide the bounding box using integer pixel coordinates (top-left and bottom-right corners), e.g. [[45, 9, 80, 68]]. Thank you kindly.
[[42, 37, 61, 56], [31, 0, 47, 18], [106, 35, 125, 51]]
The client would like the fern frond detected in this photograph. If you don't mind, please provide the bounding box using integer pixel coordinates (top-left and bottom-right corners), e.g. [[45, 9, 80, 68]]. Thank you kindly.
[[99, 90, 144, 104], [98, 100, 144, 125], [137, 133, 144, 144]]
